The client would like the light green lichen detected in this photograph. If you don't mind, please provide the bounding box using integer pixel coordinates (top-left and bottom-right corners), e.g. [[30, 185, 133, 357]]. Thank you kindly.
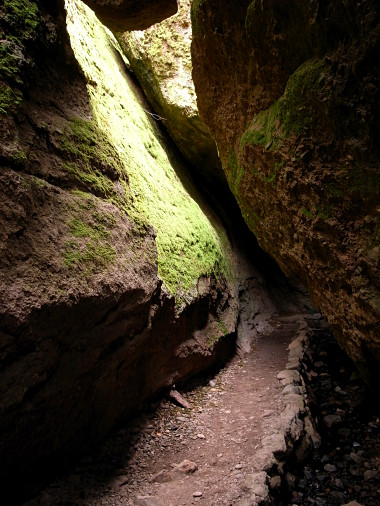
[[240, 59, 326, 152], [64, 0, 232, 298], [64, 216, 116, 271], [0, 85, 22, 115]]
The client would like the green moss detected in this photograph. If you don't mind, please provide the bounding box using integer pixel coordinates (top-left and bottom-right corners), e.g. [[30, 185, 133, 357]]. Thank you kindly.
[[64, 218, 115, 272], [367, 216, 379, 250], [60, 117, 123, 173], [217, 319, 229, 335], [227, 149, 244, 193], [63, 241, 115, 269], [0, 85, 22, 115], [3, 0, 39, 40], [245, 1, 258, 30], [316, 202, 333, 220], [68, 217, 110, 240], [207, 335, 219, 347], [71, 189, 97, 209], [240, 100, 282, 150], [0, 0, 40, 114], [10, 149, 28, 165], [0, 44, 20, 81], [32, 176, 46, 187], [301, 207, 314, 219], [63, 162, 116, 199], [59, 117, 131, 208], [321, 165, 380, 218], [241, 59, 326, 151], [92, 211, 117, 228], [228, 148, 283, 190], [64, 0, 233, 300], [191, 0, 206, 36]]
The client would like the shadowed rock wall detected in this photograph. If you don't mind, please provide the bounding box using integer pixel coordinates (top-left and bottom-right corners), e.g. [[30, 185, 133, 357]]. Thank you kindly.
[[191, 0, 380, 387]]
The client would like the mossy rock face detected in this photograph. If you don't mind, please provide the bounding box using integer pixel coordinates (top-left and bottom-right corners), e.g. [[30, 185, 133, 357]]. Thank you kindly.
[[117, 0, 224, 188], [0, 0, 239, 493], [192, 0, 380, 387], [0, 0, 40, 115], [65, 0, 234, 301]]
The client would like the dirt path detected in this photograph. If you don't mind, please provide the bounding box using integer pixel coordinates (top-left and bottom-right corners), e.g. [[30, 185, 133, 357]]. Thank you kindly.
[[26, 317, 301, 506]]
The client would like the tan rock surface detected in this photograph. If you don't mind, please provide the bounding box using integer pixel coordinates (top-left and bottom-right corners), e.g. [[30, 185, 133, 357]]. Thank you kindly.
[[117, 0, 224, 188]]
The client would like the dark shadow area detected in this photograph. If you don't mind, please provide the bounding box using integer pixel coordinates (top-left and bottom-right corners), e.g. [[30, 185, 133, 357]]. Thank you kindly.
[[282, 322, 380, 505]]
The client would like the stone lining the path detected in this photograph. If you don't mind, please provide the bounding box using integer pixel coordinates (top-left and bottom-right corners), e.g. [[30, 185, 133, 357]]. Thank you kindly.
[[242, 314, 323, 505]]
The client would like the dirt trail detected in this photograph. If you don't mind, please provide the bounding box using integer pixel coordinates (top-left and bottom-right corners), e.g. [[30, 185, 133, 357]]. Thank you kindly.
[[26, 316, 302, 506]]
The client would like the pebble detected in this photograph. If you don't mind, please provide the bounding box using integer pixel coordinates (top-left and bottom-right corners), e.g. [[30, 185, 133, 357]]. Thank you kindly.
[[290, 329, 380, 506], [235, 463, 243, 469], [363, 469, 378, 481], [323, 414, 341, 428], [172, 459, 198, 474], [193, 491, 202, 497], [209, 380, 216, 387]]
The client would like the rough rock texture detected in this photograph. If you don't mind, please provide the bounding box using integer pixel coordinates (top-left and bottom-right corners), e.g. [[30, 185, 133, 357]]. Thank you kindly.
[[82, 0, 177, 32], [0, 0, 237, 498], [117, 0, 224, 189], [191, 0, 380, 388]]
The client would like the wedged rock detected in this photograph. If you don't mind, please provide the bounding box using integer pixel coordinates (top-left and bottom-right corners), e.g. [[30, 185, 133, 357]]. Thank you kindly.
[[281, 384, 302, 396], [304, 415, 321, 449], [191, 0, 380, 389], [242, 471, 269, 499], [251, 448, 278, 473], [82, 0, 177, 32]]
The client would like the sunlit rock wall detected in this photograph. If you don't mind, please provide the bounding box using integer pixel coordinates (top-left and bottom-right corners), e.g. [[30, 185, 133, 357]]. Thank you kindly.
[[117, 0, 224, 188]]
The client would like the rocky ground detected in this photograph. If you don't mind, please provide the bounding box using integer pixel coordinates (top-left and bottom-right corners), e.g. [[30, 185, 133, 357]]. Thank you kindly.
[[24, 316, 301, 506], [288, 324, 380, 505], [21, 314, 380, 506]]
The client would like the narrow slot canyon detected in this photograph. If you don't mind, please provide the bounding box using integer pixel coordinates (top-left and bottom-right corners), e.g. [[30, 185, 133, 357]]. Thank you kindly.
[[0, 0, 379, 505]]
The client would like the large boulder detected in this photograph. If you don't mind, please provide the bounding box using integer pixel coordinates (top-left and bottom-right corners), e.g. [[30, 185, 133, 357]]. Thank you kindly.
[[191, 0, 380, 387], [0, 0, 237, 497], [82, 0, 177, 32]]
